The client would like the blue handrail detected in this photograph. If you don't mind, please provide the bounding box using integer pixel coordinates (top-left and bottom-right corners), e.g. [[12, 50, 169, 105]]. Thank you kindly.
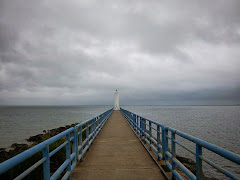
[[0, 108, 113, 180], [120, 108, 240, 180]]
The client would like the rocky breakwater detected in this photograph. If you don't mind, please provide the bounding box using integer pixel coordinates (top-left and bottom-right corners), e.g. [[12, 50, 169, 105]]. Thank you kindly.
[[0, 123, 78, 180]]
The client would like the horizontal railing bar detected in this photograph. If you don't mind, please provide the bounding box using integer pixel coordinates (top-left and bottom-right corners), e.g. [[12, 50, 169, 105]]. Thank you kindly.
[[158, 153, 163, 160], [199, 155, 239, 180], [89, 139, 93, 145], [50, 159, 70, 180], [166, 151, 172, 158], [166, 162, 172, 171], [150, 144, 158, 155], [78, 154, 83, 161], [158, 144, 163, 150], [81, 138, 88, 148], [49, 141, 68, 158], [14, 157, 47, 180], [143, 132, 158, 146], [167, 127, 240, 165], [75, 109, 112, 129], [61, 171, 71, 180], [0, 128, 74, 174], [172, 170, 184, 180], [71, 163, 76, 172], [70, 153, 75, 161], [78, 145, 83, 151], [145, 138, 150, 146], [172, 157, 196, 180], [173, 139, 196, 156], [82, 145, 89, 155], [82, 127, 87, 132], [142, 122, 162, 133]]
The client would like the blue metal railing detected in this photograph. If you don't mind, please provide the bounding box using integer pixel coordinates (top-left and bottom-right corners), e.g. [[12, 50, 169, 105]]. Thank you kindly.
[[0, 108, 113, 180], [121, 108, 240, 180], [75, 108, 113, 162]]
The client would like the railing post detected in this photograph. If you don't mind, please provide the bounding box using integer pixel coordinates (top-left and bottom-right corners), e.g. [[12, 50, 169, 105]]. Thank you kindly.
[[138, 117, 140, 134], [136, 115, 138, 132], [143, 118, 146, 143], [73, 130, 77, 166], [162, 126, 168, 160], [171, 131, 176, 179], [149, 121, 152, 150], [133, 114, 136, 130], [157, 125, 161, 160], [95, 117, 97, 134], [66, 133, 71, 179], [93, 118, 96, 139], [90, 119, 93, 139], [86, 122, 90, 151], [100, 115, 102, 127], [75, 127, 79, 161], [42, 145, 50, 180], [140, 117, 143, 137], [79, 126, 83, 161], [196, 144, 203, 180]]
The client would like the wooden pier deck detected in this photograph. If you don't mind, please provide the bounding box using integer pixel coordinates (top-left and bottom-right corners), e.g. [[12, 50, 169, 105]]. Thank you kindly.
[[72, 110, 165, 180]]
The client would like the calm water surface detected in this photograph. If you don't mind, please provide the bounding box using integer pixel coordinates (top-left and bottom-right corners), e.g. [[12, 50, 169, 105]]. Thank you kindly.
[[0, 106, 111, 148], [122, 105, 240, 179], [0, 105, 239, 179]]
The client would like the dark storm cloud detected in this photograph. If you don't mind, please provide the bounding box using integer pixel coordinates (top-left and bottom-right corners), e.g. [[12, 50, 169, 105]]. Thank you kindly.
[[0, 0, 240, 105]]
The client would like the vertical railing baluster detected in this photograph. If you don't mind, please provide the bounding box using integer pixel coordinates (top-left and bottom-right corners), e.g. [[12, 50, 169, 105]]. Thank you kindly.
[[66, 134, 71, 179], [130, 113, 132, 126], [90, 120, 93, 141], [171, 131, 176, 179], [162, 126, 168, 160], [72, 130, 77, 166], [75, 127, 79, 161], [196, 144, 203, 180], [143, 119, 146, 143], [79, 126, 83, 161], [42, 145, 50, 180], [92, 118, 95, 140], [157, 125, 161, 160], [140, 117, 143, 137], [138, 115, 139, 129], [86, 122, 90, 151], [134, 115, 135, 128], [138, 117, 140, 133], [95, 117, 97, 134], [138, 117, 140, 134], [149, 121, 152, 150]]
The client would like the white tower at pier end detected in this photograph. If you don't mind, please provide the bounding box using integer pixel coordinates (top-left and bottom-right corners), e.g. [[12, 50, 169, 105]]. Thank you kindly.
[[114, 89, 120, 110]]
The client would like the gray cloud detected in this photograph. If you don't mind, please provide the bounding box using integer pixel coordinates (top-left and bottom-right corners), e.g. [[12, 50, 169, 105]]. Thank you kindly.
[[0, 0, 240, 105]]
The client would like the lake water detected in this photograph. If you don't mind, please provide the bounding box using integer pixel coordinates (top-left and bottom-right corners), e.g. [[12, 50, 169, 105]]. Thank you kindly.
[[0, 105, 239, 179]]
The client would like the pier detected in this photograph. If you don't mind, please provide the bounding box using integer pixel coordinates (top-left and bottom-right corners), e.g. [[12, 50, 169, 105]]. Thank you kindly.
[[72, 110, 164, 179], [0, 107, 240, 180]]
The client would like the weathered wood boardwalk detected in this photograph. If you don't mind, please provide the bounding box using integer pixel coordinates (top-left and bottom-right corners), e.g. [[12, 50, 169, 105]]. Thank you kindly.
[[72, 110, 165, 180]]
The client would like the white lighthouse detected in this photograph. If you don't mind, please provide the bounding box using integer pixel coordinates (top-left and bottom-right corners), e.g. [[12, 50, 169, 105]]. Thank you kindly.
[[114, 89, 120, 110]]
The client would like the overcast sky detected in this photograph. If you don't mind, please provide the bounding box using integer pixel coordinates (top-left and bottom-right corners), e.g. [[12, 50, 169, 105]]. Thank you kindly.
[[0, 0, 240, 105]]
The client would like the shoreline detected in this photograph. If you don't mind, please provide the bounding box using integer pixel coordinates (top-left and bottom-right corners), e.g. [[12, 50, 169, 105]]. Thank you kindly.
[[0, 123, 77, 162]]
